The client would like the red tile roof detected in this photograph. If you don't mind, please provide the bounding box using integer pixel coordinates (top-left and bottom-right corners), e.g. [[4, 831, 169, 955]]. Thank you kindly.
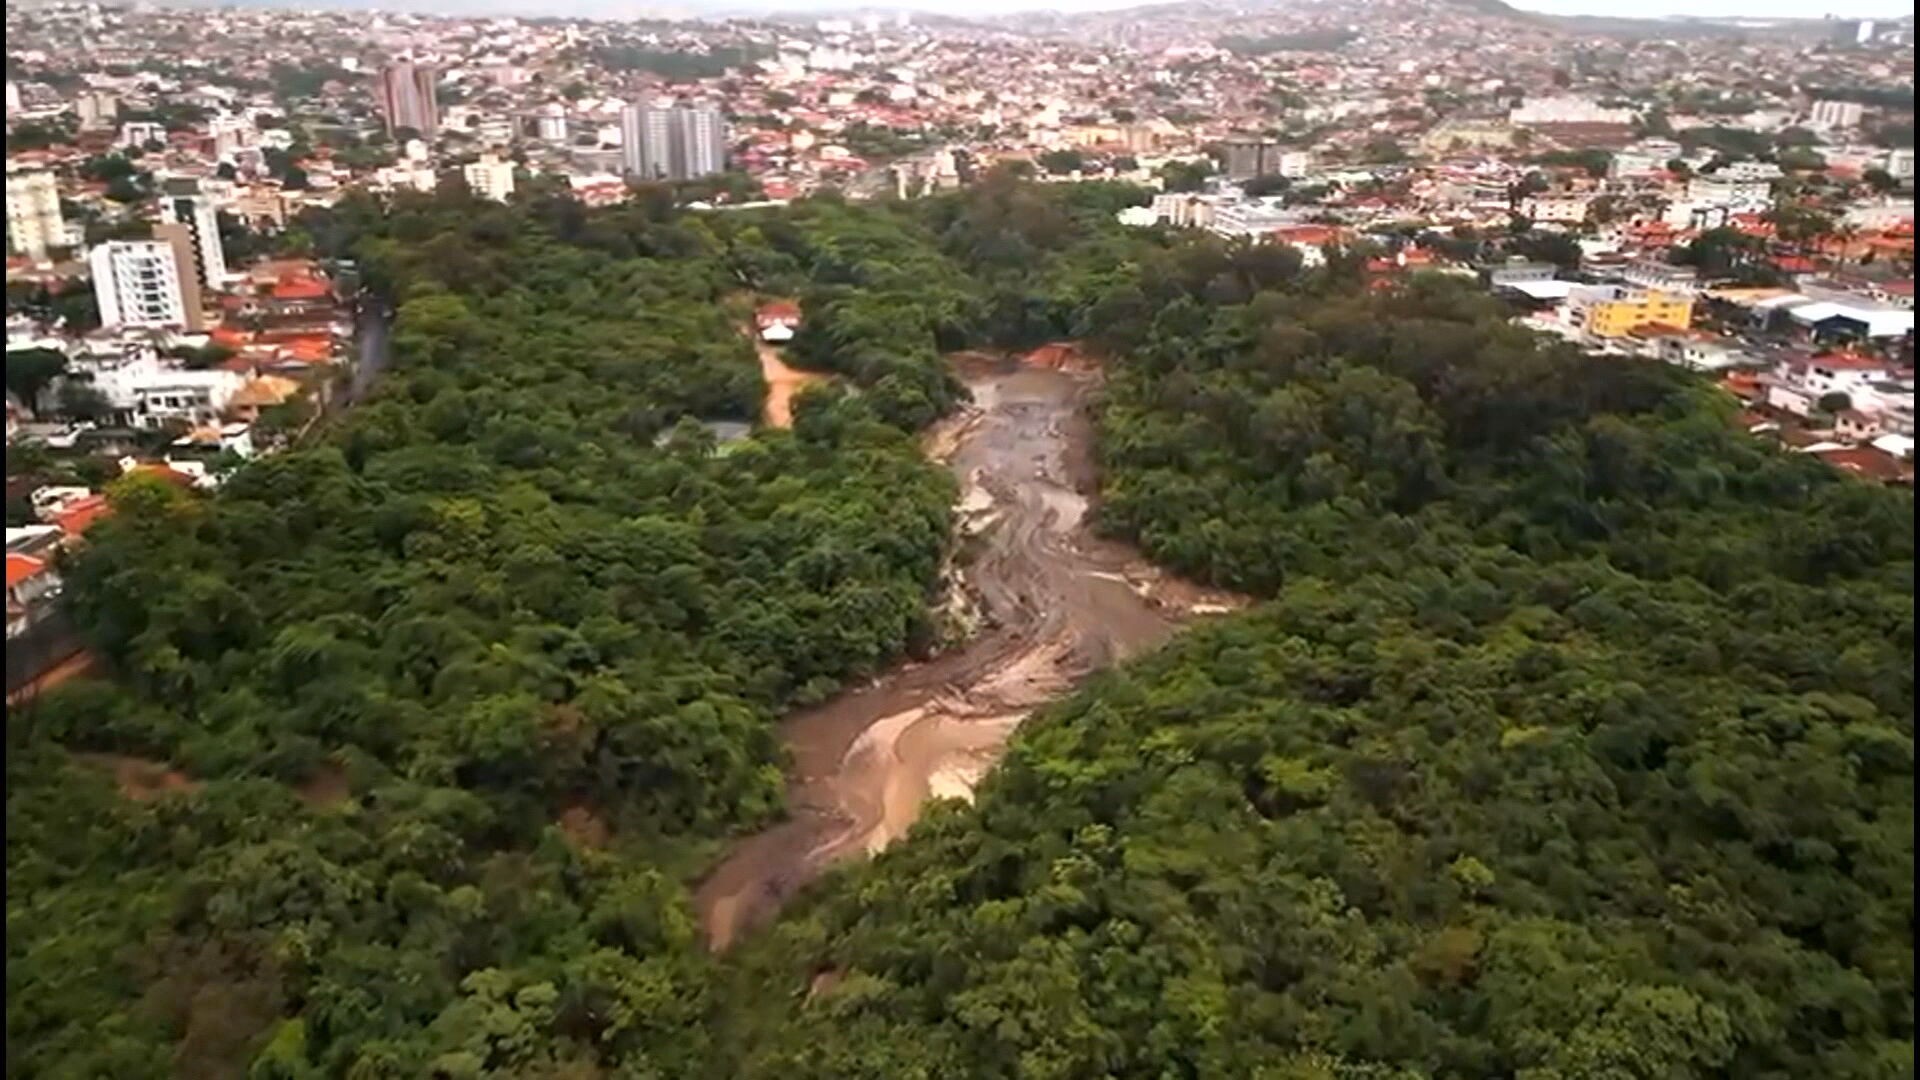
[[126, 463, 198, 489], [1272, 225, 1340, 246], [271, 276, 331, 301], [1814, 351, 1900, 372], [1814, 446, 1912, 483], [756, 300, 802, 325], [51, 494, 111, 537], [6, 553, 48, 590]]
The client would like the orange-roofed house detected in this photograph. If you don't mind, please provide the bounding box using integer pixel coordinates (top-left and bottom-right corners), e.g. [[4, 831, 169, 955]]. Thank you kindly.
[[50, 493, 111, 538], [226, 375, 302, 422], [6, 553, 60, 639], [1720, 370, 1765, 404], [1270, 224, 1344, 268], [122, 461, 201, 489], [1813, 445, 1914, 485], [271, 275, 331, 301], [210, 325, 254, 349], [755, 301, 802, 343]]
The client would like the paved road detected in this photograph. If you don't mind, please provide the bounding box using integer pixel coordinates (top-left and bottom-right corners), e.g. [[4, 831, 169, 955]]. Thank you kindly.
[[345, 299, 391, 406]]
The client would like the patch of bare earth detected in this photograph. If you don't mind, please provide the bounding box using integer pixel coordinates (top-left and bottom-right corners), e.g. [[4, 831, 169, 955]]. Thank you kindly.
[[295, 761, 352, 808], [806, 968, 845, 1002], [76, 753, 202, 802], [557, 804, 611, 850], [695, 356, 1246, 952], [758, 341, 826, 429]]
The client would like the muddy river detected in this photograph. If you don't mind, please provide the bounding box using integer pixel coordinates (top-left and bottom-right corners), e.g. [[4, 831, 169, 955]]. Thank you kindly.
[[695, 353, 1229, 950]]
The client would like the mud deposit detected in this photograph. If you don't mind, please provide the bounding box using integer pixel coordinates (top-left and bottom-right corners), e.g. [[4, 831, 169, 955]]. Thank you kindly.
[[757, 339, 825, 429], [695, 353, 1232, 950]]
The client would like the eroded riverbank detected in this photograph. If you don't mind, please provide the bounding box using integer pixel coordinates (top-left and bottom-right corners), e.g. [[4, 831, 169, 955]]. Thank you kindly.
[[695, 352, 1234, 950]]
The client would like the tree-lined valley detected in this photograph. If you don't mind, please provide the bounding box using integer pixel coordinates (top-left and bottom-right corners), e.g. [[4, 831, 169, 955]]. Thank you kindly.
[[8, 176, 1911, 1079]]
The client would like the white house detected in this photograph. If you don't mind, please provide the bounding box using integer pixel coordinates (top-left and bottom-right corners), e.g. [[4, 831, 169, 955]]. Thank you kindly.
[[6, 551, 60, 639], [1520, 195, 1590, 224], [129, 370, 246, 430], [1762, 352, 1905, 419], [755, 301, 802, 343]]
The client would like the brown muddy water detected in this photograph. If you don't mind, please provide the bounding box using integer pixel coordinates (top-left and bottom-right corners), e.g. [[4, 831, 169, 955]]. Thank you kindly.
[[695, 352, 1234, 950]]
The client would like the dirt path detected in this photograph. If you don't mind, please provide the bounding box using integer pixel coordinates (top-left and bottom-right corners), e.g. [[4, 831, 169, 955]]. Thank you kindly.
[[757, 338, 825, 429], [6, 649, 95, 707], [695, 352, 1236, 950]]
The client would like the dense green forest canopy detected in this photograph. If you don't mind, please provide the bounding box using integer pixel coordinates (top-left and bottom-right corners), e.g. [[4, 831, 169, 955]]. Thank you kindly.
[[721, 190, 1914, 1076], [8, 177, 1914, 1079], [8, 186, 957, 1078]]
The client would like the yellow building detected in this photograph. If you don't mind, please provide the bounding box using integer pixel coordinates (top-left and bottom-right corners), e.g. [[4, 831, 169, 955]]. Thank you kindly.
[[1568, 285, 1695, 338]]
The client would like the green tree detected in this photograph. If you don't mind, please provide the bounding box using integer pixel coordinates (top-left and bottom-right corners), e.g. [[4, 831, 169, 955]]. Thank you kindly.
[[5, 347, 68, 410]]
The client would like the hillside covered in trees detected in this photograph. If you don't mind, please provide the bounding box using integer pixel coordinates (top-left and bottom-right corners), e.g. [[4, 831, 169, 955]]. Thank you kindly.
[[8, 179, 1913, 1079], [8, 188, 959, 1077], [721, 189, 1916, 1077]]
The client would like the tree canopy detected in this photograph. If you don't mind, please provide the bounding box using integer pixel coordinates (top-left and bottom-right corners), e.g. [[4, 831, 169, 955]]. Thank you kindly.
[[718, 196, 1914, 1079], [8, 179, 1912, 1080], [9, 185, 955, 1078]]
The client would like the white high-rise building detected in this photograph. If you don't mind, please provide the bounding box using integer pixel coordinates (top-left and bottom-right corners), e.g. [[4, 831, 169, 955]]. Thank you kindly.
[[75, 90, 118, 130], [6, 169, 69, 264], [681, 105, 727, 179], [620, 99, 728, 182], [158, 192, 228, 293], [1809, 99, 1866, 130], [209, 113, 255, 160], [89, 241, 189, 329], [1509, 97, 1634, 126], [534, 103, 568, 144], [1274, 151, 1314, 179], [620, 99, 675, 181], [462, 154, 516, 201], [375, 60, 440, 135]]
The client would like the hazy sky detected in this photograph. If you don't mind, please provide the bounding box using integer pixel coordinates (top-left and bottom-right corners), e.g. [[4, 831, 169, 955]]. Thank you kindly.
[[1508, 0, 1912, 16], [830, 0, 1916, 16], [780, 0, 1917, 14]]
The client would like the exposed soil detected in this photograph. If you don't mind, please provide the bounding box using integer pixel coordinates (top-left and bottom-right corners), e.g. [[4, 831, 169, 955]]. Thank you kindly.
[[294, 762, 352, 808], [557, 803, 612, 851], [6, 648, 95, 706], [757, 338, 826, 429], [75, 753, 203, 802], [694, 351, 1239, 951]]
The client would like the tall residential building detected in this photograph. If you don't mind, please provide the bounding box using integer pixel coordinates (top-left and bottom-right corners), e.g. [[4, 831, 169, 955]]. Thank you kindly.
[[6, 169, 68, 264], [152, 223, 208, 331], [1563, 285, 1694, 339], [620, 99, 674, 180], [75, 90, 118, 130], [1220, 137, 1284, 180], [375, 60, 439, 135], [1809, 99, 1866, 130], [89, 240, 191, 329], [1509, 96, 1635, 126], [620, 99, 729, 182], [534, 103, 569, 144], [681, 106, 727, 179], [209, 113, 255, 160], [462, 154, 516, 202], [158, 187, 229, 294]]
